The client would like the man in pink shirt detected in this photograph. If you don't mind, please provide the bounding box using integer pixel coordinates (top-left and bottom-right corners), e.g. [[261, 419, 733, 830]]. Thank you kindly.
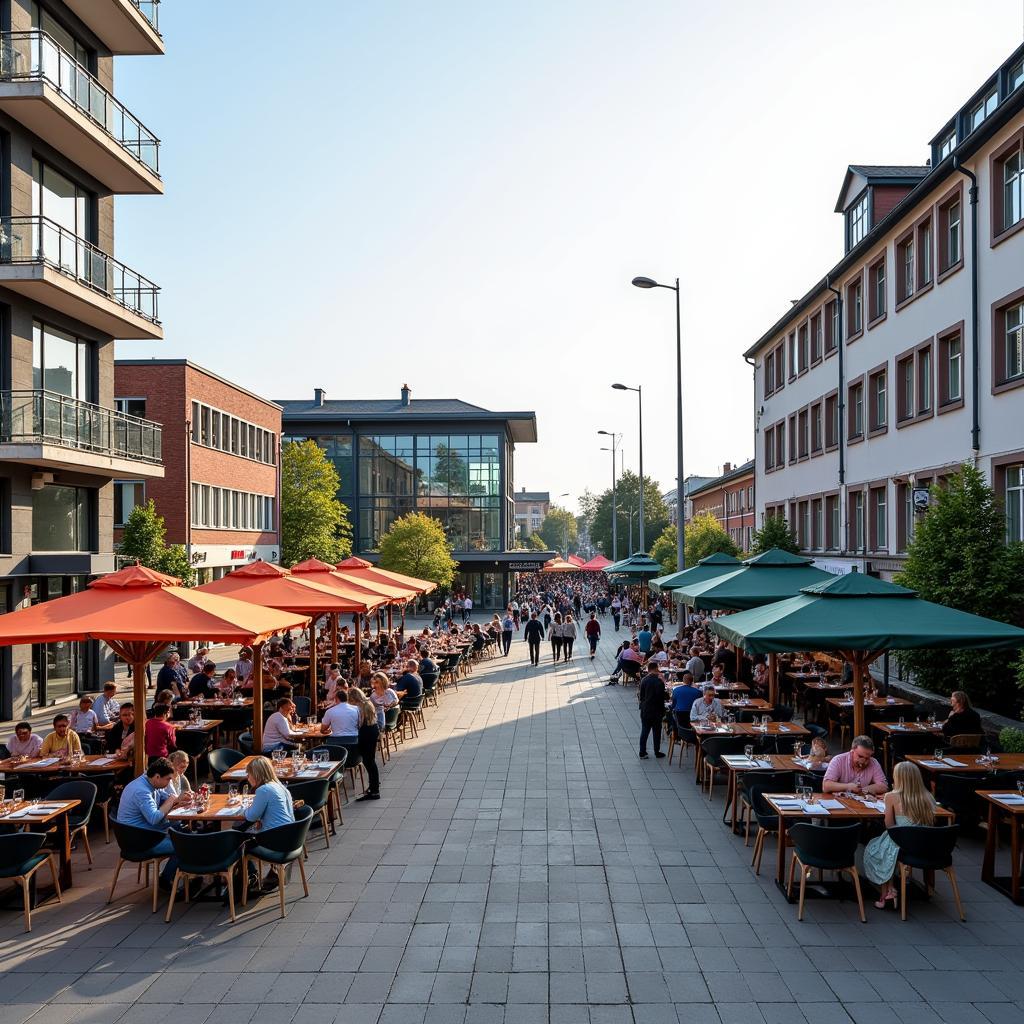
[[823, 735, 888, 795]]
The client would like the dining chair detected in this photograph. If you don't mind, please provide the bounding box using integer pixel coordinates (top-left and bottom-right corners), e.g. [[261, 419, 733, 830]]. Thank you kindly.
[[165, 828, 247, 923], [737, 770, 794, 844], [285, 778, 333, 848], [208, 748, 245, 790], [242, 804, 314, 918], [108, 818, 171, 912], [666, 716, 697, 767], [0, 832, 61, 932], [44, 780, 97, 867], [786, 822, 866, 923], [699, 736, 748, 799], [888, 824, 965, 921]]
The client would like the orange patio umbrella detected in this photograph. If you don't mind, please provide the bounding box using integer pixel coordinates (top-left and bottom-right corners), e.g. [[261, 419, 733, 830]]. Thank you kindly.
[[336, 556, 438, 596], [0, 564, 308, 774], [567, 555, 586, 567], [541, 557, 579, 572]]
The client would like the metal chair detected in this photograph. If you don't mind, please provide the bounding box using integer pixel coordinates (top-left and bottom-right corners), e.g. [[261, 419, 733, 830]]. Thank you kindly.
[[286, 778, 334, 848], [242, 804, 314, 918], [0, 832, 61, 932], [43, 780, 97, 867], [108, 818, 171, 913], [786, 822, 866, 923], [699, 736, 748, 799], [888, 824, 965, 921], [209, 748, 246, 790], [293, 696, 312, 720], [165, 828, 247, 923]]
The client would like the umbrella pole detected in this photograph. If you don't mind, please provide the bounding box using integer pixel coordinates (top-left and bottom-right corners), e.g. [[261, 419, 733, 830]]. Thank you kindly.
[[768, 653, 778, 708], [309, 615, 319, 697], [853, 656, 867, 739], [355, 613, 362, 675], [388, 605, 393, 634], [331, 613, 338, 665], [132, 660, 147, 776], [252, 641, 264, 754]]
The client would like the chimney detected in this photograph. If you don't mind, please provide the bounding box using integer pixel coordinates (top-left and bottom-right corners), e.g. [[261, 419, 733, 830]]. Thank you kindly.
[[400, 384, 411, 407], [722, 461, 732, 474], [313, 388, 325, 407]]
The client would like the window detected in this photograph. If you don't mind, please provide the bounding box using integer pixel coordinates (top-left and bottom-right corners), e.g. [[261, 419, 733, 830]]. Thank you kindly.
[[811, 401, 823, 454], [32, 322, 93, 401], [938, 129, 957, 159], [1006, 302, 1024, 380], [939, 329, 963, 406], [774, 342, 785, 390], [825, 299, 840, 353], [115, 398, 146, 418], [1006, 465, 1024, 543], [190, 401, 200, 442], [798, 324, 809, 373], [847, 193, 869, 249], [848, 381, 864, 440], [811, 498, 823, 550], [747, 486, 753, 508], [869, 256, 886, 324], [191, 485, 276, 532], [824, 392, 839, 449], [114, 481, 145, 527], [764, 352, 775, 398], [811, 312, 823, 363], [995, 141, 1023, 236], [870, 486, 887, 550], [788, 414, 797, 464], [798, 409, 809, 459], [825, 494, 840, 550], [968, 89, 997, 133], [869, 367, 887, 434], [788, 332, 797, 380], [993, 291, 1024, 392], [33, 485, 91, 551], [896, 483, 913, 553], [938, 187, 962, 275], [798, 501, 810, 549], [918, 345, 933, 415], [189, 401, 277, 465], [31, 157, 93, 243], [897, 355, 915, 422], [918, 217, 933, 287], [764, 426, 775, 471], [849, 491, 865, 551], [897, 232, 915, 303], [1011, 60, 1024, 93], [775, 421, 785, 469], [847, 277, 863, 337]]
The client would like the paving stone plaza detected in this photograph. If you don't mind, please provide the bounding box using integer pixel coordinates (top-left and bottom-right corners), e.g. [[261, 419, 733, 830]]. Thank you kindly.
[[2, 625, 1023, 1024]]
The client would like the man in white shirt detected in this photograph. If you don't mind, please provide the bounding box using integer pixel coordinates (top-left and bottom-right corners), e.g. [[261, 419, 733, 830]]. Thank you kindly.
[[689, 685, 725, 723], [685, 647, 706, 681], [320, 692, 360, 739], [7, 722, 42, 758], [93, 682, 120, 728], [261, 697, 303, 754]]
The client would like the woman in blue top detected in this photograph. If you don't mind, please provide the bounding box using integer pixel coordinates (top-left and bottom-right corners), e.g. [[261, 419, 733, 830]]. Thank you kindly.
[[243, 756, 295, 831]]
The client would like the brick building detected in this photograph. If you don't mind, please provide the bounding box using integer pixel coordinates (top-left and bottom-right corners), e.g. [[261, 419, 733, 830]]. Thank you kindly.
[[688, 460, 756, 551], [114, 360, 281, 583], [513, 488, 550, 539]]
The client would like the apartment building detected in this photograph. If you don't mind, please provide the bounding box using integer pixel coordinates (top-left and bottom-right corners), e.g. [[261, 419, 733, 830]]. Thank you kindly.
[[514, 488, 549, 539], [688, 461, 755, 551], [115, 360, 282, 584], [0, 0, 164, 717], [663, 475, 715, 528], [748, 43, 1024, 579]]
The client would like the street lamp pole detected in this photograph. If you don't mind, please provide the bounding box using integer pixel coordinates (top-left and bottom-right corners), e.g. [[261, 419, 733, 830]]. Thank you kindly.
[[632, 275, 685, 573], [598, 431, 621, 561], [612, 384, 644, 552], [559, 492, 570, 558]]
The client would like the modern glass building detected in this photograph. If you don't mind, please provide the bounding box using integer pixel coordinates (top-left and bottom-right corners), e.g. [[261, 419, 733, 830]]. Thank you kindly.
[[278, 386, 549, 609]]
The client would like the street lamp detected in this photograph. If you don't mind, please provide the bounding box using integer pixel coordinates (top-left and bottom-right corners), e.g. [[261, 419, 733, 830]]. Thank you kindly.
[[632, 274, 684, 574], [612, 383, 644, 552], [559, 492, 570, 558], [598, 430, 621, 561], [616, 503, 639, 554]]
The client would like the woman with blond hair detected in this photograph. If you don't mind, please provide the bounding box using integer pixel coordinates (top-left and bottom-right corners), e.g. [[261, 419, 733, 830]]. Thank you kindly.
[[242, 755, 295, 831], [863, 761, 936, 909], [166, 750, 192, 797], [349, 686, 381, 802]]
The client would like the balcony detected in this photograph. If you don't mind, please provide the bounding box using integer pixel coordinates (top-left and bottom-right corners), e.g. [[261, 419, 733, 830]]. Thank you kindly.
[[0, 32, 161, 194], [61, 0, 163, 56], [0, 216, 162, 340], [0, 389, 164, 478]]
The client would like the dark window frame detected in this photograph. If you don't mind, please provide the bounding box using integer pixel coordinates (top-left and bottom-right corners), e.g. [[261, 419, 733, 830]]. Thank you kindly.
[[936, 181, 964, 281], [867, 251, 887, 328], [991, 285, 1024, 395]]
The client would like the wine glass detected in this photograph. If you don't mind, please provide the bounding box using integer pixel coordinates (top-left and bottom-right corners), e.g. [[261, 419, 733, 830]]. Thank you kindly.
[[12, 788, 24, 806], [1017, 780, 1024, 798], [934, 748, 945, 762], [743, 744, 754, 760], [228, 784, 239, 804]]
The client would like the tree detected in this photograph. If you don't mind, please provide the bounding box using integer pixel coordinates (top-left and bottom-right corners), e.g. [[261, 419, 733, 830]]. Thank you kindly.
[[589, 471, 669, 559], [539, 507, 578, 555], [685, 511, 740, 569], [118, 499, 195, 587], [897, 465, 1024, 714], [280, 440, 352, 566], [378, 512, 457, 589], [650, 525, 678, 575], [524, 532, 548, 552], [750, 514, 799, 555]]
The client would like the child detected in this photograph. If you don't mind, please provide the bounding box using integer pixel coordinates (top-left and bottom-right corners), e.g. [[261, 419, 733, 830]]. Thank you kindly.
[[68, 696, 99, 736], [807, 736, 831, 766]]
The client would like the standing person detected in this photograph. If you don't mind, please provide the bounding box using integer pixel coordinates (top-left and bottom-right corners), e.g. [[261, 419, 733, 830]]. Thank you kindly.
[[562, 614, 577, 662], [548, 612, 563, 663], [524, 612, 544, 666], [611, 595, 622, 632], [638, 663, 668, 759], [637, 622, 653, 656], [144, 703, 177, 759], [464, 595, 473, 622], [369, 673, 398, 729], [500, 611, 515, 657], [351, 687, 381, 801], [234, 648, 254, 687], [585, 613, 601, 659], [510, 600, 520, 630]]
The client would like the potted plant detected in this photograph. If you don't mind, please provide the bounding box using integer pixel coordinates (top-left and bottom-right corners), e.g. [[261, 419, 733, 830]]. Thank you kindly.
[[998, 727, 1024, 754]]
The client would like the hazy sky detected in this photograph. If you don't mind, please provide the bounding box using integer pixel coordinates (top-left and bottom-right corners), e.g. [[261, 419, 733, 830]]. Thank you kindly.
[[115, 0, 1024, 516]]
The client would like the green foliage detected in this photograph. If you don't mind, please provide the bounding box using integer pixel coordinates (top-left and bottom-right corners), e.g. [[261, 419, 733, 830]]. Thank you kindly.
[[524, 532, 547, 552], [750, 514, 800, 555], [280, 440, 352, 565], [378, 512, 457, 588], [999, 727, 1024, 754], [896, 465, 1024, 715], [685, 511, 740, 568], [118, 499, 195, 586], [539, 507, 578, 554], [650, 525, 678, 575], [589, 471, 669, 560]]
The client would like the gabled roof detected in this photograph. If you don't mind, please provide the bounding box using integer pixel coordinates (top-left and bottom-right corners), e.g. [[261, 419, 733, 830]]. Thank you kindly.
[[688, 459, 755, 498], [834, 165, 928, 212], [516, 491, 550, 503]]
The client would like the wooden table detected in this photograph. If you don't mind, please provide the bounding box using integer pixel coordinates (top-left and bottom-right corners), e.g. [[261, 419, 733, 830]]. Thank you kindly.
[[176, 698, 254, 709], [872, 723, 944, 772], [826, 696, 914, 712], [693, 722, 810, 780], [166, 792, 252, 826], [980, 790, 1024, 902], [0, 754, 131, 776], [220, 754, 344, 783], [0, 798, 80, 889], [907, 753, 1024, 789], [721, 698, 772, 713], [720, 753, 826, 831]]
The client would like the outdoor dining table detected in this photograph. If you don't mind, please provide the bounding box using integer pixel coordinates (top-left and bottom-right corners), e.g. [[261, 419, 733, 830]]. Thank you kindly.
[[906, 752, 1024, 789], [221, 754, 344, 784], [720, 698, 772, 713], [693, 721, 810, 780], [719, 752, 826, 831], [0, 798, 80, 890], [872, 722, 944, 772], [0, 753, 131, 776], [825, 696, 915, 711], [174, 718, 224, 741], [176, 698, 254, 709], [979, 789, 1024, 903]]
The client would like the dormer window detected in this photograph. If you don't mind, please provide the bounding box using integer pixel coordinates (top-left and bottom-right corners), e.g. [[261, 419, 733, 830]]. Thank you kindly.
[[968, 89, 997, 133], [1011, 60, 1024, 93], [938, 129, 957, 159], [847, 193, 869, 249]]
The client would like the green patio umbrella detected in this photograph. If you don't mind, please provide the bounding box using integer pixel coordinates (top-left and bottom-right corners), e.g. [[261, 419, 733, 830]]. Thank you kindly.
[[649, 551, 741, 593], [708, 571, 1024, 736], [603, 552, 664, 583]]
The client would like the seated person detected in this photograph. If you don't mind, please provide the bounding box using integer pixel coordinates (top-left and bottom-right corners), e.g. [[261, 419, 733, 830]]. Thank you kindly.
[[187, 647, 210, 676], [395, 659, 423, 706], [708, 663, 727, 690], [93, 683, 121, 729], [166, 750, 192, 797], [7, 721, 42, 758], [805, 736, 831, 767], [670, 671, 702, 724], [616, 640, 644, 677], [68, 696, 99, 736], [156, 653, 187, 699], [217, 667, 239, 697], [689, 685, 725, 724], [144, 703, 177, 759], [188, 661, 218, 698], [822, 735, 888, 795], [40, 714, 83, 759], [320, 688, 360, 739], [262, 697, 303, 753], [418, 649, 438, 676], [266, 673, 293, 703], [151, 689, 176, 717], [118, 757, 185, 890], [942, 690, 983, 740], [751, 661, 769, 698], [106, 703, 136, 758]]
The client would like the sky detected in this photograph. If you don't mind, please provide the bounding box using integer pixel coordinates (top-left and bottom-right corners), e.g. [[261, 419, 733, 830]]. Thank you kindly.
[[115, 0, 1024, 516]]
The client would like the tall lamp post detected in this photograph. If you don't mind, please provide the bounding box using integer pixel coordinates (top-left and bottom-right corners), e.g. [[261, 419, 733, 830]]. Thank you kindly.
[[632, 275, 684, 573], [558, 492, 570, 558], [611, 383, 644, 552], [598, 431, 621, 561]]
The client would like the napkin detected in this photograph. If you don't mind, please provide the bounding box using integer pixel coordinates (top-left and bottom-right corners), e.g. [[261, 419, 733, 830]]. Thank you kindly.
[[920, 760, 947, 768], [224, 769, 247, 778], [778, 725, 791, 732], [169, 808, 194, 817], [889, 725, 906, 731], [296, 769, 321, 778], [992, 793, 1024, 805], [772, 800, 803, 809], [865, 800, 886, 812], [216, 807, 238, 816], [90, 757, 114, 766], [28, 805, 62, 814], [819, 800, 845, 810], [942, 758, 968, 767], [26, 758, 59, 768], [5, 809, 32, 818], [802, 804, 830, 815], [756, 759, 774, 768]]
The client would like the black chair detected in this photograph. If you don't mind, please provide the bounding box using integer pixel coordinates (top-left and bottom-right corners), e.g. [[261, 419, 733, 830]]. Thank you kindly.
[[0, 832, 61, 932], [786, 822, 866, 922], [173, 729, 212, 785], [242, 804, 314, 918], [166, 828, 247, 923], [934, 773, 988, 830], [293, 696, 312, 720], [737, 770, 795, 845], [748, 784, 785, 876], [77, 771, 115, 844], [421, 673, 439, 708], [0, 743, 9, 760], [667, 715, 696, 766], [794, 770, 824, 794], [238, 732, 255, 756], [382, 706, 402, 757], [108, 819, 171, 913], [773, 704, 795, 722], [43, 780, 97, 868], [209, 748, 246, 789], [286, 778, 333, 848], [308, 745, 348, 824], [888, 824, 965, 921], [699, 736, 748, 798], [887, 732, 939, 774], [400, 695, 426, 738]]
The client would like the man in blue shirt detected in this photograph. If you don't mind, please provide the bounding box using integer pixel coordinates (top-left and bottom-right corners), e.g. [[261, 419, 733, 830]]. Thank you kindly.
[[670, 671, 702, 725], [637, 625, 653, 655], [117, 757, 184, 889]]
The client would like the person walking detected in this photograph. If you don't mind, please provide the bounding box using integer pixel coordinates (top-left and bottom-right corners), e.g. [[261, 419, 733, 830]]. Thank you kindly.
[[562, 614, 577, 662], [638, 663, 668, 759], [524, 611, 544, 666], [611, 595, 622, 632], [548, 612, 563, 663], [585, 612, 601, 659], [500, 611, 514, 657]]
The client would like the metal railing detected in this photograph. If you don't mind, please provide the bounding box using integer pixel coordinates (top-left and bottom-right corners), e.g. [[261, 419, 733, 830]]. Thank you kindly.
[[131, 0, 161, 33], [0, 215, 160, 323], [0, 389, 162, 463], [0, 31, 160, 175]]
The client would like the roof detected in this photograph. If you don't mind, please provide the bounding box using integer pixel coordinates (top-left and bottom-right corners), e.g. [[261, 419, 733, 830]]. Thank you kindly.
[[745, 42, 1024, 360], [687, 459, 755, 498], [834, 165, 929, 212], [115, 359, 282, 411], [277, 396, 539, 443], [516, 491, 550, 503]]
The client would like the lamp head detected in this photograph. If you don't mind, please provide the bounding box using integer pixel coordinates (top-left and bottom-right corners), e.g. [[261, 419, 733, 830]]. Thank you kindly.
[[631, 276, 658, 289], [611, 383, 629, 391]]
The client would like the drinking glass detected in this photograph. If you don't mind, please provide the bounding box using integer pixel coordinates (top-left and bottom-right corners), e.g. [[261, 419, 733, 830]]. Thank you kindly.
[[1017, 781, 1024, 797], [0, 784, 4, 803], [898, 717, 905, 728], [12, 788, 24, 805], [744, 744, 754, 760], [934, 748, 945, 761], [761, 715, 770, 731], [793, 742, 803, 757], [228, 784, 239, 804], [798, 786, 811, 803]]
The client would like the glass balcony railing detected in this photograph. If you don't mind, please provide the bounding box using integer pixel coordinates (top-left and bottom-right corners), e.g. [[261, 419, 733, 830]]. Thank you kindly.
[[1, 389, 162, 464], [0, 30, 160, 175], [131, 0, 160, 33], [0, 215, 160, 323]]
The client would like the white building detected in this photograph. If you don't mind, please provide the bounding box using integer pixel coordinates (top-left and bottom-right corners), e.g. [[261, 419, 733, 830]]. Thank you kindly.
[[747, 44, 1024, 579]]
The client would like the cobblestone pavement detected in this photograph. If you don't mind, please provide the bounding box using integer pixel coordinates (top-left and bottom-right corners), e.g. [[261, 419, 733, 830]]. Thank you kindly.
[[2, 619, 1023, 1024]]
